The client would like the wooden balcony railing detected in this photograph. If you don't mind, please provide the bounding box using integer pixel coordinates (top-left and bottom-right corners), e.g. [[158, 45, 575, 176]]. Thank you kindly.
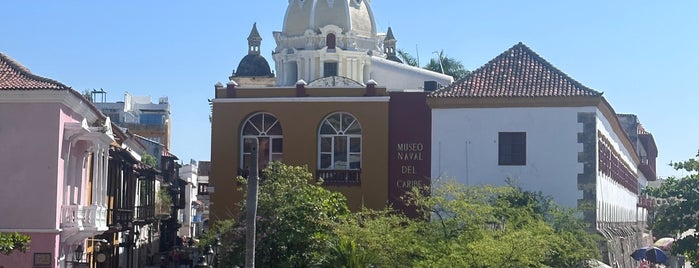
[[316, 169, 361, 185], [135, 205, 155, 222], [107, 208, 134, 226]]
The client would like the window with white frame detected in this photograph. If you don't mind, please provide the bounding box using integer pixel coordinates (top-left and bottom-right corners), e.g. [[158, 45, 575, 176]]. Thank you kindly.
[[241, 113, 283, 171], [319, 112, 361, 170]]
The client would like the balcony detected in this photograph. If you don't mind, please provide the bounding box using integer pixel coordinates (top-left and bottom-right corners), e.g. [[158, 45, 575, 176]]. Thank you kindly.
[[316, 169, 361, 185], [61, 204, 107, 230], [60, 204, 108, 243], [107, 208, 134, 226], [135, 205, 155, 223], [638, 196, 653, 209]]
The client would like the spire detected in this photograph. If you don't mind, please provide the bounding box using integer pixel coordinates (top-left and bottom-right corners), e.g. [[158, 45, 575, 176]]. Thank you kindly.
[[385, 27, 395, 41], [383, 27, 402, 63], [248, 23, 262, 55]]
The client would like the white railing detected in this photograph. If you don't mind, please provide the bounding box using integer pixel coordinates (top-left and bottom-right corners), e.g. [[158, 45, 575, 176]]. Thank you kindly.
[[61, 205, 84, 229], [61, 204, 108, 230]]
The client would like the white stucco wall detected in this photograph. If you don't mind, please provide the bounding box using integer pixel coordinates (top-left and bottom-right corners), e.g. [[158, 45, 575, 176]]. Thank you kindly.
[[431, 106, 593, 208], [432, 105, 644, 225], [370, 56, 453, 91]]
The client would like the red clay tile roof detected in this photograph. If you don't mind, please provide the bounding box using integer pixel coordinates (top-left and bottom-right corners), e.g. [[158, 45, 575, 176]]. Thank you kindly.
[[0, 52, 69, 90], [430, 42, 602, 98]]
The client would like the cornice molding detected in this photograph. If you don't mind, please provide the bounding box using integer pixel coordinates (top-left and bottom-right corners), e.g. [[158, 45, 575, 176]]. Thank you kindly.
[[427, 96, 602, 108], [0, 90, 102, 122], [214, 96, 390, 103]]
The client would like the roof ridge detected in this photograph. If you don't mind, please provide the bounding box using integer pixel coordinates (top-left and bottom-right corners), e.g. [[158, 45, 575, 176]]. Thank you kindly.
[[430, 42, 603, 98], [512, 43, 602, 96], [0, 52, 70, 90]]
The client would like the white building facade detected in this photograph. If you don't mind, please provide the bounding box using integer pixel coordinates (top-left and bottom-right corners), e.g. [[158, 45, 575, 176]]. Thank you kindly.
[[429, 43, 656, 267]]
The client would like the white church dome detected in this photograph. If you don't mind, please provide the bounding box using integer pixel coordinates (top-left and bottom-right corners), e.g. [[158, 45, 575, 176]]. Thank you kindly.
[[282, 0, 377, 38]]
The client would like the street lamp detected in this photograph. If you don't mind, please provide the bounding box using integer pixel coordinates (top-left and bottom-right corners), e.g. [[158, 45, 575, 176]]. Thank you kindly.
[[204, 245, 215, 264], [212, 236, 222, 267], [194, 255, 210, 268], [74, 244, 84, 262]]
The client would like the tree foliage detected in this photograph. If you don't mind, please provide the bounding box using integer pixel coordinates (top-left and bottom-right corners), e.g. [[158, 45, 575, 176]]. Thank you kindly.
[[331, 180, 601, 267], [644, 150, 699, 265], [424, 50, 470, 81], [213, 163, 600, 267], [0, 232, 30, 255], [396, 49, 470, 81], [141, 154, 157, 167], [221, 162, 351, 267], [397, 49, 419, 67]]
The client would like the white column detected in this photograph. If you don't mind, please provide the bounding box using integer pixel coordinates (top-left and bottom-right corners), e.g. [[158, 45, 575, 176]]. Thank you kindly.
[[296, 61, 302, 81], [306, 57, 311, 82], [68, 156, 75, 204], [310, 58, 316, 81], [102, 147, 108, 206], [63, 146, 72, 206], [351, 59, 357, 80], [337, 55, 346, 76]]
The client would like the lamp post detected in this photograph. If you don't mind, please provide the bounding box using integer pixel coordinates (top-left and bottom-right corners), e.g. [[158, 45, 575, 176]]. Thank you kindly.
[[205, 245, 215, 264], [212, 236, 222, 268], [195, 245, 214, 268], [194, 255, 209, 268]]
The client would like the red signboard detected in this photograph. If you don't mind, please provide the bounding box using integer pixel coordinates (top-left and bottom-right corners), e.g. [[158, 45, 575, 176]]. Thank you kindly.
[[388, 92, 431, 217]]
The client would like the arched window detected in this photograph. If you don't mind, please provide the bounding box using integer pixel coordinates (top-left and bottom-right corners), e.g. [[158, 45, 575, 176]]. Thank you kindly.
[[326, 33, 336, 49], [318, 112, 361, 170], [241, 113, 283, 172]]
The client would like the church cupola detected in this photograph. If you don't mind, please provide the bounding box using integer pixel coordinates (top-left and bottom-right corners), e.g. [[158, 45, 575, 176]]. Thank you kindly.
[[248, 22, 262, 56], [272, 0, 381, 86], [232, 23, 272, 78], [383, 27, 402, 63]]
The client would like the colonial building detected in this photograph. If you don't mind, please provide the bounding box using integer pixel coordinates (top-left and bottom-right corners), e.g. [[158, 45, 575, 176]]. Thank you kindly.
[[428, 43, 658, 266], [0, 52, 114, 268], [210, 0, 450, 221], [209, 2, 658, 267]]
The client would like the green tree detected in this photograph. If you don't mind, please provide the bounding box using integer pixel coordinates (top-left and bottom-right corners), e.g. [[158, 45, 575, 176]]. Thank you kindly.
[[397, 49, 419, 67], [425, 50, 470, 81], [156, 187, 172, 215], [644, 151, 699, 265], [226, 162, 351, 267], [397, 49, 470, 81], [141, 154, 157, 167], [331, 208, 426, 267], [0, 232, 30, 255], [331, 180, 600, 267]]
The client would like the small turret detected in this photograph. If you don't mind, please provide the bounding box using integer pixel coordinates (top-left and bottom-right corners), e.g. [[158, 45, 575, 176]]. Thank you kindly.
[[248, 23, 262, 56], [384, 27, 402, 63]]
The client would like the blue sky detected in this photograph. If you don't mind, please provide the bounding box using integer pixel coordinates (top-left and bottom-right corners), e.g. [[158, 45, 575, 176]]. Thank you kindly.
[[3, 1, 698, 179]]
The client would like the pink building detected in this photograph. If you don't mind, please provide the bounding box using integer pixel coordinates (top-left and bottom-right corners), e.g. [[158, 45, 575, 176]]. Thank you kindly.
[[0, 52, 113, 268]]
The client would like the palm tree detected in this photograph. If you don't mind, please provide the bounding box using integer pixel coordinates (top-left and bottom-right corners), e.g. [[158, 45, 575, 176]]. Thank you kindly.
[[397, 49, 469, 81], [424, 50, 469, 81], [397, 49, 419, 67]]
